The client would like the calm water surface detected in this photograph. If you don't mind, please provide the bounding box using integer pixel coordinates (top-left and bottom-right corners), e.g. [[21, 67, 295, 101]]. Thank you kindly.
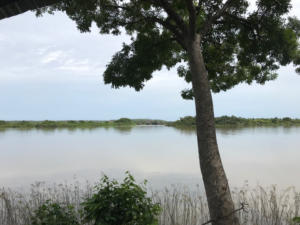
[[1, 125, 299, 192]]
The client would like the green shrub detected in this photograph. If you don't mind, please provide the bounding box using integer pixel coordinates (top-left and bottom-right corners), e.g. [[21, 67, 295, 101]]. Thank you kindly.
[[113, 118, 135, 125], [288, 217, 300, 225], [0, 120, 7, 126], [172, 116, 196, 126], [36, 120, 57, 128], [283, 117, 292, 122], [213, 115, 245, 125], [30, 199, 80, 225], [81, 172, 162, 225], [132, 119, 167, 125], [271, 117, 279, 123]]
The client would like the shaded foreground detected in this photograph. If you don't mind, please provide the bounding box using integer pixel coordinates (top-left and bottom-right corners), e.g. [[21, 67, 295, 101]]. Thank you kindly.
[[1, 179, 299, 225]]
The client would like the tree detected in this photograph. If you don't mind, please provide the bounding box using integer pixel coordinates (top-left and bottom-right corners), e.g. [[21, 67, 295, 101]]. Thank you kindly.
[[35, 0, 300, 224]]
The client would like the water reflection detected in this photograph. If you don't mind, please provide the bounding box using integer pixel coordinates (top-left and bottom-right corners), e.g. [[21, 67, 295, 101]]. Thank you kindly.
[[0, 129, 5, 140], [169, 126, 196, 136], [113, 126, 133, 134], [170, 125, 300, 136], [0, 126, 136, 135], [36, 128, 56, 135]]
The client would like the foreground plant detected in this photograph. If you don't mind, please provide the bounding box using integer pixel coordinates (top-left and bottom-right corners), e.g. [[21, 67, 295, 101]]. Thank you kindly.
[[289, 217, 300, 225], [27, 172, 161, 225], [81, 172, 161, 225], [30, 200, 80, 225]]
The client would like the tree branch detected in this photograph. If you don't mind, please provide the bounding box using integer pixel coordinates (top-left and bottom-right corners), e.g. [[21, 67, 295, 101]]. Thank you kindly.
[[146, 17, 187, 50], [224, 13, 267, 42], [174, 37, 187, 51], [196, 0, 204, 17], [213, 20, 226, 25], [202, 203, 248, 225], [224, 12, 254, 26], [224, 12, 272, 34], [157, 0, 188, 33], [102, 4, 133, 12], [101, 1, 186, 49], [203, 37, 222, 47], [185, 0, 197, 36], [117, 19, 145, 26], [209, 0, 236, 22], [140, 0, 163, 8], [199, 0, 236, 39]]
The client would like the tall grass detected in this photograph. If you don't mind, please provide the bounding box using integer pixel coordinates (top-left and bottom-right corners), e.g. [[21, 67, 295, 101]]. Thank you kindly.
[[0, 178, 93, 225], [1, 179, 299, 225]]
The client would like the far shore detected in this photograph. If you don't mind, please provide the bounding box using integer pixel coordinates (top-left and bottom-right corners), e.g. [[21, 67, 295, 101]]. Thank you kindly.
[[1, 116, 300, 128]]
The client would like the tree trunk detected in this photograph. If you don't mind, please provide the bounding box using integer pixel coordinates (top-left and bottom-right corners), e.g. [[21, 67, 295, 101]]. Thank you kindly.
[[186, 36, 240, 225]]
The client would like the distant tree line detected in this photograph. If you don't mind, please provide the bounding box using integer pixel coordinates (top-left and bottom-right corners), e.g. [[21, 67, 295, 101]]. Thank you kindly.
[[0, 118, 171, 128], [132, 119, 169, 125], [0, 118, 135, 128], [169, 116, 300, 126], [1, 116, 299, 128]]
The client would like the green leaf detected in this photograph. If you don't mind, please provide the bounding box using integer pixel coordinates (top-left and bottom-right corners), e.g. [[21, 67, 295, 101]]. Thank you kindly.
[[80, 172, 162, 225]]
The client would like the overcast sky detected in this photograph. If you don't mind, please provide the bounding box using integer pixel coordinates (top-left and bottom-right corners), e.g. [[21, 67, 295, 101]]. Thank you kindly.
[[1, 1, 300, 121]]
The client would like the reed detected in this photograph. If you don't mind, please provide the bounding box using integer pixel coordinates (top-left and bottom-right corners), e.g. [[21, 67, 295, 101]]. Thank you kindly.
[[1, 179, 299, 225]]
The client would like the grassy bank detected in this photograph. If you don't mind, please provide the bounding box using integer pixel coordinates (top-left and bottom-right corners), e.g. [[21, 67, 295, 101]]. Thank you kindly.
[[1, 179, 299, 225], [1, 116, 300, 128], [169, 116, 300, 127], [0, 118, 171, 129]]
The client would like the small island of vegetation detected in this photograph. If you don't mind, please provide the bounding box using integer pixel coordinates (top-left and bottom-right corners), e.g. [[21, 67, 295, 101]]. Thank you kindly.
[[0, 118, 171, 129], [169, 115, 300, 127], [0, 118, 134, 129]]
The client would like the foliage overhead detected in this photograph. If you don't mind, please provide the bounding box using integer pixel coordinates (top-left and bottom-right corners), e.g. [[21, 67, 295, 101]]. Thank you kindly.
[[35, 0, 300, 99]]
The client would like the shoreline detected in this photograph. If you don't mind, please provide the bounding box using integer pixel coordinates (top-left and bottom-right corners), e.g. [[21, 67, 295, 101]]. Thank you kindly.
[[1, 116, 300, 128]]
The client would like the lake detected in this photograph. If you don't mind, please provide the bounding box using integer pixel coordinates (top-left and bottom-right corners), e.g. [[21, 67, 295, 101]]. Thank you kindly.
[[1, 125, 299, 193]]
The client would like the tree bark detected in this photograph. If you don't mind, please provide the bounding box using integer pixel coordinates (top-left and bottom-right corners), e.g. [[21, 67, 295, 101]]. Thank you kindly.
[[186, 35, 240, 225]]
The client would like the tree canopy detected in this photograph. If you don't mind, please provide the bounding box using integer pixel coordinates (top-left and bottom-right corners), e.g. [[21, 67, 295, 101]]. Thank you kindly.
[[35, 0, 300, 100]]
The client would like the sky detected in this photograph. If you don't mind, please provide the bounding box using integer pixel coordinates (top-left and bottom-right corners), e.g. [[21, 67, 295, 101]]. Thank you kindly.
[[0, 1, 300, 121]]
